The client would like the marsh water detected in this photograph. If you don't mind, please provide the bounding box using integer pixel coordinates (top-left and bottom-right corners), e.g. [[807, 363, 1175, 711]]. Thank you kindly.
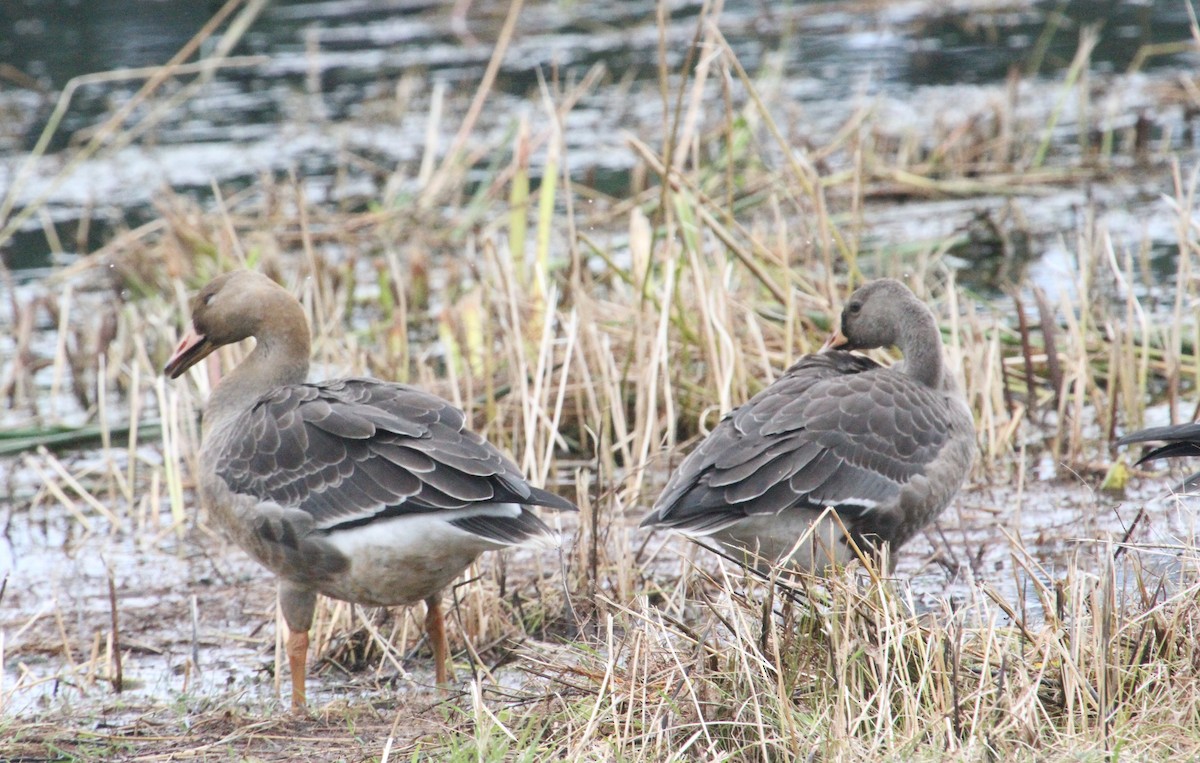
[[3, 0, 1200, 717], [3, 0, 1197, 278]]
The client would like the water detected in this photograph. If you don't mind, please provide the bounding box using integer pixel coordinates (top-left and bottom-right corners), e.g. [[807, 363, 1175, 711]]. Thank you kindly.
[[2, 0, 1197, 273]]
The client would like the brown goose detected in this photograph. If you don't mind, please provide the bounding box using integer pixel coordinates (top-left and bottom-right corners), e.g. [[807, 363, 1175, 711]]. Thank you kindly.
[[164, 270, 575, 711], [642, 278, 975, 572]]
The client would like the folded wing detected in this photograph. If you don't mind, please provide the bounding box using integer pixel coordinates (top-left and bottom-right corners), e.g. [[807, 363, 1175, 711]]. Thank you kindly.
[[213, 378, 575, 540], [644, 351, 956, 536]]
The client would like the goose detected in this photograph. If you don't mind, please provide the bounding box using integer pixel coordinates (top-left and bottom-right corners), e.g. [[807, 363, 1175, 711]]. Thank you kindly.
[[642, 278, 975, 572], [164, 270, 575, 710]]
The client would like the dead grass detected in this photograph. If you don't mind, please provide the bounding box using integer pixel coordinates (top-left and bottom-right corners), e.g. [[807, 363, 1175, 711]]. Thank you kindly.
[[4, 2, 1200, 761]]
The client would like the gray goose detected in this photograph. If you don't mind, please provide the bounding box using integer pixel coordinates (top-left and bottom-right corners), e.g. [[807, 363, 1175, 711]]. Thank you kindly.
[[642, 278, 975, 572], [164, 270, 575, 711]]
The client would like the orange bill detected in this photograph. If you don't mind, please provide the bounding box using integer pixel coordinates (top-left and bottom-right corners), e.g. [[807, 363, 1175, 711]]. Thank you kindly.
[[164, 328, 215, 379]]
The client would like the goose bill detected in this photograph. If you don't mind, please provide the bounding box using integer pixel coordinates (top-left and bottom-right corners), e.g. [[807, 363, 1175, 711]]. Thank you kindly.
[[821, 329, 850, 352], [165, 329, 215, 378]]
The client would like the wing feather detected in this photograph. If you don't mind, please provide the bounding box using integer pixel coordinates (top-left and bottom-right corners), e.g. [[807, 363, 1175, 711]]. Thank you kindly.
[[211, 378, 574, 538], [645, 351, 965, 540]]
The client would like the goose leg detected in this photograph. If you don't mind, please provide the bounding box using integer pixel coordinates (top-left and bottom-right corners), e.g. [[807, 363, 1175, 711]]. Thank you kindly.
[[424, 595, 450, 684], [279, 582, 318, 713], [286, 629, 309, 712]]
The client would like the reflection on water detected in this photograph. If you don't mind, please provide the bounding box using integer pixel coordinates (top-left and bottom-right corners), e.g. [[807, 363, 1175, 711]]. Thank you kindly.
[[1, 0, 1197, 275], [5, 1, 1196, 94], [1, 0, 217, 88]]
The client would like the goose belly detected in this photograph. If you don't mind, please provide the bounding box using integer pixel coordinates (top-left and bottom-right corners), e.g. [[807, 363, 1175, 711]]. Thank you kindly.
[[316, 515, 499, 607], [709, 509, 860, 572]]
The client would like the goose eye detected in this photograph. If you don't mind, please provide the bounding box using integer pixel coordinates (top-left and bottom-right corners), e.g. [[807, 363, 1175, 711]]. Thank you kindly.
[[847, 302, 862, 315]]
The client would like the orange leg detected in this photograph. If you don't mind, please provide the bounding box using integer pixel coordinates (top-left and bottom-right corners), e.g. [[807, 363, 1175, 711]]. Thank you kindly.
[[286, 629, 309, 712], [424, 595, 451, 684]]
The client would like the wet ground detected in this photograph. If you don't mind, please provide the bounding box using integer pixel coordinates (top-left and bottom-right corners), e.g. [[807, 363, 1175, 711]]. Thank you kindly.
[[5, 443, 1197, 720]]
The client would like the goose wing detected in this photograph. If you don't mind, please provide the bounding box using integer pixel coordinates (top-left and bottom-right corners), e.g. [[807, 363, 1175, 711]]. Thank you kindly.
[[212, 378, 574, 543], [644, 351, 960, 536]]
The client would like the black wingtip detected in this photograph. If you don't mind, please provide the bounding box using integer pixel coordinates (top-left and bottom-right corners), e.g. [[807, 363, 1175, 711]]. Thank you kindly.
[[1117, 422, 1200, 448], [1116, 424, 1200, 467], [527, 485, 579, 512], [450, 509, 556, 546], [1134, 442, 1200, 466], [639, 510, 662, 529]]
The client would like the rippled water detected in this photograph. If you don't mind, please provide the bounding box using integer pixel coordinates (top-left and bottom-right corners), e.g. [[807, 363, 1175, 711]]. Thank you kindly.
[[3, 0, 1197, 276]]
